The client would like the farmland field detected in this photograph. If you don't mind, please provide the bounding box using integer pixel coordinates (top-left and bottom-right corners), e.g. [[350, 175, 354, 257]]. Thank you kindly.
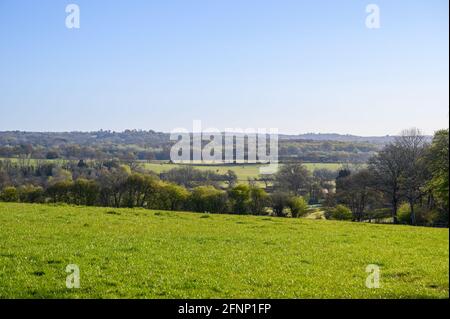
[[141, 162, 342, 180], [0, 202, 448, 298]]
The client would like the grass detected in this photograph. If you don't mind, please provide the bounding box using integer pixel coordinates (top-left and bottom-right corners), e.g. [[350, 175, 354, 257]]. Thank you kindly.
[[141, 162, 342, 181], [0, 202, 448, 299]]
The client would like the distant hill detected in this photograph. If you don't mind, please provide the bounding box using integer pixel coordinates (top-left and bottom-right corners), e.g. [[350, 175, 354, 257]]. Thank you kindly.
[[0, 130, 431, 163], [0, 130, 428, 144], [278, 133, 399, 144]]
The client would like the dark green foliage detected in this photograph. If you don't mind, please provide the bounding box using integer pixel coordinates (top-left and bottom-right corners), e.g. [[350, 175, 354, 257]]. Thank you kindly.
[[270, 192, 290, 217], [0, 186, 18, 202], [190, 186, 229, 214], [324, 205, 353, 221], [228, 184, 251, 214], [274, 163, 312, 196], [287, 196, 309, 217], [427, 129, 449, 210]]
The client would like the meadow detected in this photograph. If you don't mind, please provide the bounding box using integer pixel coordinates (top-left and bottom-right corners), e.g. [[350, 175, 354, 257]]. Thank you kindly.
[[0, 202, 448, 298], [141, 162, 342, 181]]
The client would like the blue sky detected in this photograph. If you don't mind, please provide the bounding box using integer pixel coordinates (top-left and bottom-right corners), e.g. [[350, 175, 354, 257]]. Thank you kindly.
[[0, 0, 448, 135]]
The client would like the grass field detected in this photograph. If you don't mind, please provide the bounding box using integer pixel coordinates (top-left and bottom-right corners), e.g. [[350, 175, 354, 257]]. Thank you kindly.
[[0, 202, 448, 299], [141, 162, 342, 181]]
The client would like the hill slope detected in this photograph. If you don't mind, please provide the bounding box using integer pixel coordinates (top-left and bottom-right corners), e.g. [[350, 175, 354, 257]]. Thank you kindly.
[[0, 203, 448, 298]]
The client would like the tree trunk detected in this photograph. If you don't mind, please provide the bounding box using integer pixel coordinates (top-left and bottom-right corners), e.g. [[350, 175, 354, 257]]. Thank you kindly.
[[409, 201, 416, 225], [392, 199, 398, 224]]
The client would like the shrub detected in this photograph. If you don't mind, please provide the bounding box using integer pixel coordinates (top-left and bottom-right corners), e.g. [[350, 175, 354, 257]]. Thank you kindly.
[[228, 184, 251, 214], [288, 196, 309, 217], [46, 181, 73, 203], [248, 186, 270, 215], [0, 186, 18, 202], [325, 205, 352, 221], [18, 185, 44, 203], [190, 186, 229, 214], [397, 203, 411, 224], [398, 203, 440, 226], [71, 179, 99, 206], [270, 192, 290, 217], [158, 182, 190, 211]]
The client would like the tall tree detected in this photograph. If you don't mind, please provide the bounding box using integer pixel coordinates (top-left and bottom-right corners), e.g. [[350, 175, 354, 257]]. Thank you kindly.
[[396, 129, 430, 225], [335, 169, 378, 221], [274, 163, 311, 196], [368, 144, 404, 223], [427, 129, 449, 209]]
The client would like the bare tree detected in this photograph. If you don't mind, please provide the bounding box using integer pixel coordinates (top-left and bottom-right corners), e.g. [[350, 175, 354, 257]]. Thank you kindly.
[[396, 128, 430, 225], [368, 144, 404, 223]]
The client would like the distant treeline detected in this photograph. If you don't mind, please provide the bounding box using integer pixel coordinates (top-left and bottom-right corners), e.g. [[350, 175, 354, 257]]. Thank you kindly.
[[0, 129, 447, 227], [0, 130, 381, 163], [0, 158, 331, 217]]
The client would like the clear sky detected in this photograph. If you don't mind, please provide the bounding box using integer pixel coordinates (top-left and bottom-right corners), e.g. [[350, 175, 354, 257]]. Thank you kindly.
[[0, 0, 448, 135]]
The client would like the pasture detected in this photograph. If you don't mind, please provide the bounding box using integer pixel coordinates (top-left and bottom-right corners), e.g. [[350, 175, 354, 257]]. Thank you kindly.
[[141, 162, 342, 181], [0, 203, 447, 298]]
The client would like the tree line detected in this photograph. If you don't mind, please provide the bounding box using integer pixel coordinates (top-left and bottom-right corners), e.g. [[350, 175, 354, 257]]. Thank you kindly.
[[330, 129, 448, 226], [0, 161, 308, 217], [0, 128, 448, 227], [0, 130, 383, 163]]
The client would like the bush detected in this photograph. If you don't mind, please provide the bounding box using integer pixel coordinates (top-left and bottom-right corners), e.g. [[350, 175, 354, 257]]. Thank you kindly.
[[71, 179, 99, 206], [18, 185, 44, 203], [248, 186, 269, 215], [190, 186, 229, 214], [397, 203, 411, 224], [325, 205, 352, 221], [46, 181, 73, 203], [0, 186, 19, 202], [158, 182, 190, 211], [398, 203, 440, 226], [270, 192, 290, 217], [228, 184, 251, 214], [288, 196, 309, 217]]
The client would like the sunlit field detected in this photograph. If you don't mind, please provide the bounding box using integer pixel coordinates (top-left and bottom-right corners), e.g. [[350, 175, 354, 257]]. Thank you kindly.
[[141, 162, 342, 180], [0, 203, 447, 299]]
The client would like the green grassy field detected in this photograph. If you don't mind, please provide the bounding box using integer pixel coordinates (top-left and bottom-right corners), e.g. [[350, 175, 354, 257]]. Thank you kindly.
[[0, 202, 448, 299], [141, 162, 342, 181]]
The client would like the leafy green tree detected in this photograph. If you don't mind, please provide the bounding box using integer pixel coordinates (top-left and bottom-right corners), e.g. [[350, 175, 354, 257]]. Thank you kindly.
[[397, 202, 440, 226], [97, 165, 131, 207], [427, 129, 449, 209], [190, 186, 228, 214], [122, 174, 147, 208], [288, 196, 309, 217], [46, 181, 73, 203], [270, 192, 290, 217], [0, 186, 18, 202], [248, 186, 269, 215], [229, 184, 251, 214], [18, 185, 44, 203], [335, 169, 380, 221], [369, 144, 405, 223], [71, 178, 99, 206], [158, 182, 190, 211], [275, 163, 312, 196], [325, 205, 352, 221]]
